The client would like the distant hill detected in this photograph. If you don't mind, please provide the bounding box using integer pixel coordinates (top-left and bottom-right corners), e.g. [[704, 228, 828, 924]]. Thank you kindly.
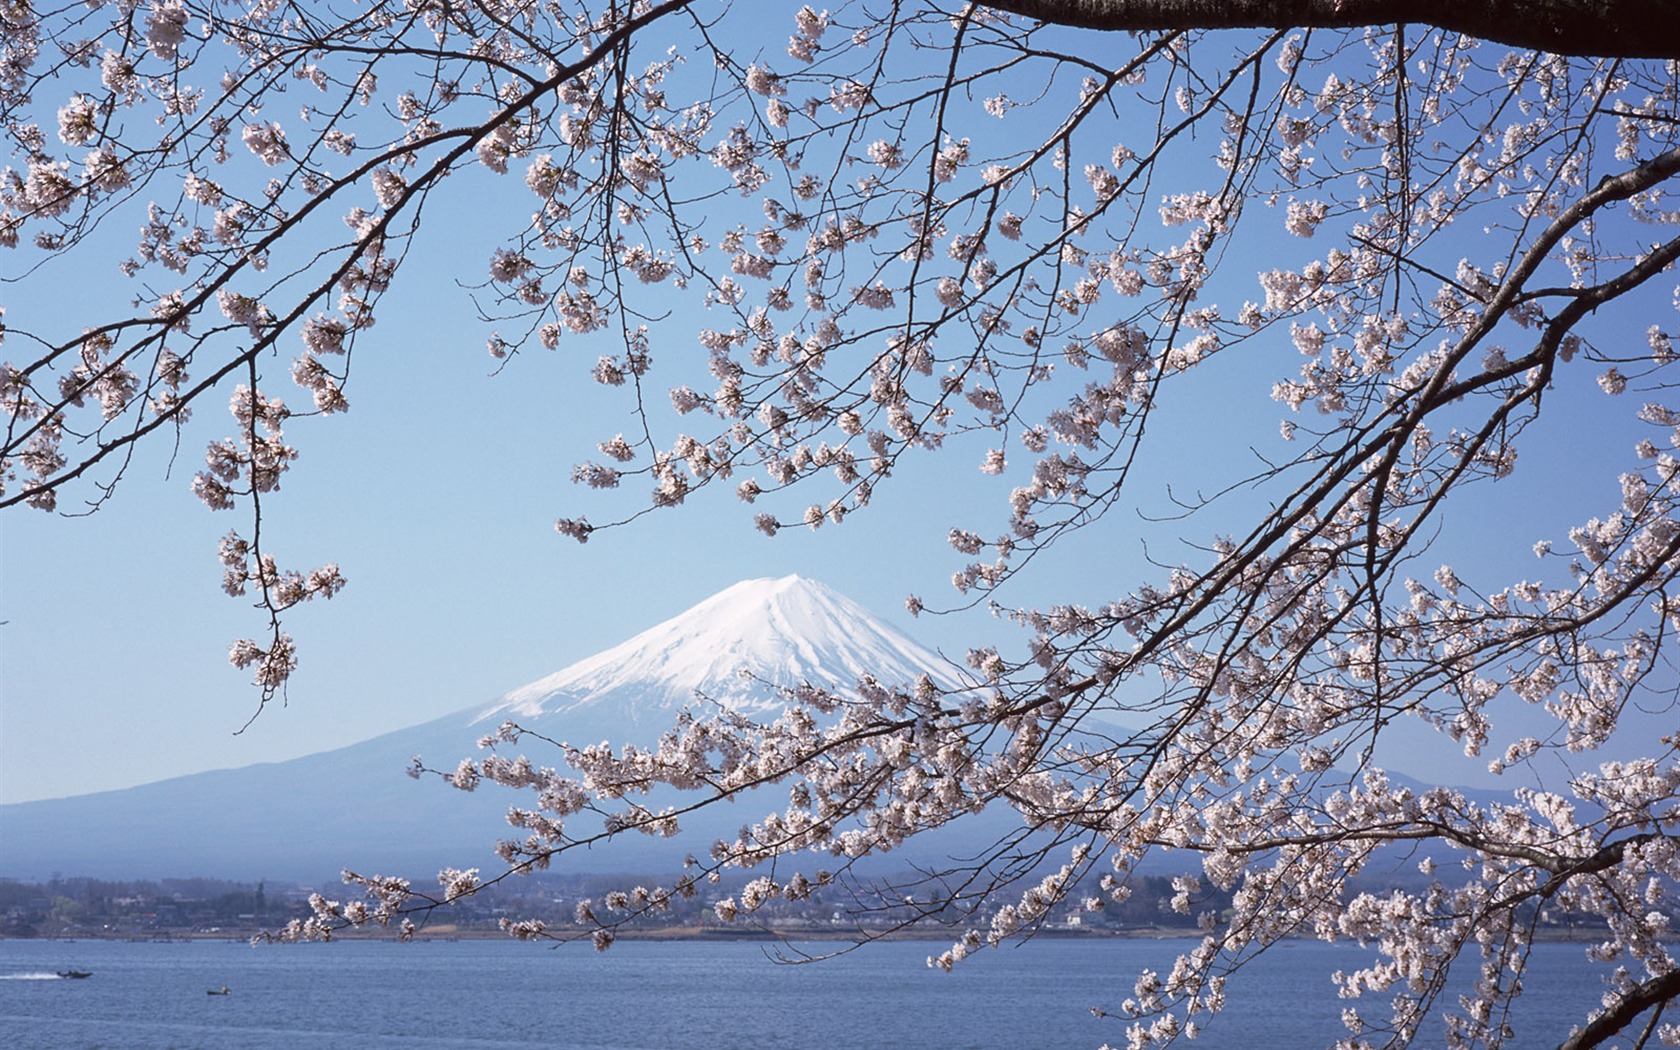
[[0, 575, 1521, 889], [0, 576, 1006, 884]]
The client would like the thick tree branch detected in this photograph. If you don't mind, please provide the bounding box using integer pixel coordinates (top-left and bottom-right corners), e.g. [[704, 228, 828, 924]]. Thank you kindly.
[[1558, 969, 1680, 1050], [982, 0, 1680, 60]]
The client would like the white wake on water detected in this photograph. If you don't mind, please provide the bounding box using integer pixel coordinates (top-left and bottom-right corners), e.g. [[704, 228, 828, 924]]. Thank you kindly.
[[0, 971, 75, 980]]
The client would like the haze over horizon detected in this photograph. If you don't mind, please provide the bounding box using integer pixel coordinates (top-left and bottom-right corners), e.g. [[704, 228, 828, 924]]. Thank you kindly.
[[0, 572, 1574, 887], [0, 574, 1006, 882]]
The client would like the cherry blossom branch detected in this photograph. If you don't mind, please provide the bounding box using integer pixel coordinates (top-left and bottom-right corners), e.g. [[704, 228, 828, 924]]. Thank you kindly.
[[1558, 968, 1680, 1050]]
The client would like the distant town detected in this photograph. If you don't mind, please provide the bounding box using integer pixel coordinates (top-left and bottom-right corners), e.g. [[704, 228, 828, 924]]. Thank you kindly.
[[0, 871, 1625, 942]]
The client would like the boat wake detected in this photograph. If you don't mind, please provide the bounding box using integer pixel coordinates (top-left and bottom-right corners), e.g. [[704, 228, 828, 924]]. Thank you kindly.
[[0, 972, 72, 981]]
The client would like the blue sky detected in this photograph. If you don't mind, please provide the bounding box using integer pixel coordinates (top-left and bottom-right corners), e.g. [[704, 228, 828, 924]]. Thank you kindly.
[[0, 141, 1276, 802], [2, 17, 1671, 809], [0, 278, 1014, 802], [1, 212, 1106, 802], [0, 219, 1291, 804], [4, 242, 1646, 806]]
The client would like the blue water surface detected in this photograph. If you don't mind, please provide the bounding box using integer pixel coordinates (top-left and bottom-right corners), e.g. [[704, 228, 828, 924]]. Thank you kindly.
[[0, 935, 1611, 1049]]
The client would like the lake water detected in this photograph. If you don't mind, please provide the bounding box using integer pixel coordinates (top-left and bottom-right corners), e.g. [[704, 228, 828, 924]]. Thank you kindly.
[[0, 935, 1614, 1049]]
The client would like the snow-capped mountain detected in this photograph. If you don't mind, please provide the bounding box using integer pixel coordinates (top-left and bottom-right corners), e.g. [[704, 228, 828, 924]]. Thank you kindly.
[[476, 574, 959, 734], [0, 576, 972, 882]]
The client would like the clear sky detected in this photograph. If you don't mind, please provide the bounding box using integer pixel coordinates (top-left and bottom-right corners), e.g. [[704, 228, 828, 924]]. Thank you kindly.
[[1, 16, 1668, 808], [0, 219, 1262, 804], [0, 144, 1286, 802], [3, 241, 1645, 805], [0, 215, 1082, 803], [0, 282, 990, 801]]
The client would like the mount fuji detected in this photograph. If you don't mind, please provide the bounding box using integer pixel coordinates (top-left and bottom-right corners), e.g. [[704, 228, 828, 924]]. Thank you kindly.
[[0, 576, 979, 883], [474, 573, 964, 740]]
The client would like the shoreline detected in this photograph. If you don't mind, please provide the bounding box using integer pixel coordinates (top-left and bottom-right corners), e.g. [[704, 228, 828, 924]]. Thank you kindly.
[[2, 923, 1620, 945]]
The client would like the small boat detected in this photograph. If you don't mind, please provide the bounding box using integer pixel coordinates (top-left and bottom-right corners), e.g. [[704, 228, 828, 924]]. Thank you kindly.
[[56, 970, 92, 979], [207, 985, 230, 996]]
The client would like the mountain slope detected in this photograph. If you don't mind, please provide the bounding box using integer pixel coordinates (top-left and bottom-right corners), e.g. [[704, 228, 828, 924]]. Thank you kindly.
[[474, 574, 960, 736], [0, 576, 976, 882]]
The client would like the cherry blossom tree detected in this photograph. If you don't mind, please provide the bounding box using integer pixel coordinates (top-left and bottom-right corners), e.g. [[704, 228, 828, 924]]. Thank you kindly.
[[7, 1, 1680, 1047]]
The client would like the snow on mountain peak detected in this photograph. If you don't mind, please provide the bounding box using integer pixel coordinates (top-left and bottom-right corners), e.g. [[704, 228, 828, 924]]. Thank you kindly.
[[476, 575, 956, 728]]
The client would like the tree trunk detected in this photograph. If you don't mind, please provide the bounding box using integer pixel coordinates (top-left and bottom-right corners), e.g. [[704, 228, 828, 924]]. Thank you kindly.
[[982, 0, 1680, 60]]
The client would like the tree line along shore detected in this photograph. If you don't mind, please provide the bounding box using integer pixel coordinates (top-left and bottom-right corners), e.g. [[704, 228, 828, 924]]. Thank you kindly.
[[1, 870, 1633, 944]]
